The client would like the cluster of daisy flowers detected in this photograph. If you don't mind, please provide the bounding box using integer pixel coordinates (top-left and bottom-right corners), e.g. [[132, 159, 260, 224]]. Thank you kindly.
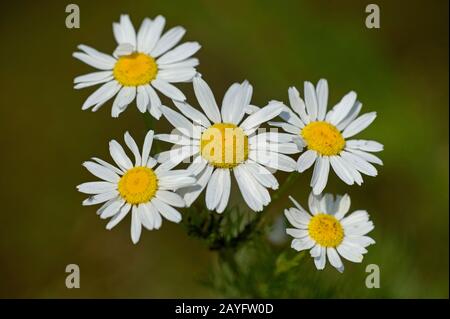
[[75, 14, 383, 272]]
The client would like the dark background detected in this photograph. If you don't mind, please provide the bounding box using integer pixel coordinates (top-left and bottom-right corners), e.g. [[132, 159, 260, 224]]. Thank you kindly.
[[0, 0, 448, 298]]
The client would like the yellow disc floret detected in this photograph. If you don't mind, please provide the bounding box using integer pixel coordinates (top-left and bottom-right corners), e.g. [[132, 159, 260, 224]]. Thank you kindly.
[[308, 214, 344, 247], [113, 53, 158, 86], [118, 166, 158, 204], [200, 123, 249, 169], [301, 121, 345, 156]]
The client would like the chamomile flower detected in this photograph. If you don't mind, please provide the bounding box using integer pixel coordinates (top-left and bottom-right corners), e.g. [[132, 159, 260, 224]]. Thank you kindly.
[[77, 130, 196, 244], [73, 14, 201, 118], [155, 76, 300, 213], [270, 79, 383, 194], [285, 192, 375, 272]]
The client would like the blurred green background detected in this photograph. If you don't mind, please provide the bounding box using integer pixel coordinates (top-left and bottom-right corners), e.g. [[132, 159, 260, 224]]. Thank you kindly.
[[0, 0, 448, 298]]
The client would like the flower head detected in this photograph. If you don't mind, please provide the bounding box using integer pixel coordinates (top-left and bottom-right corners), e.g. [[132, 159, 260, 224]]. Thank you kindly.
[[77, 131, 196, 243], [155, 76, 301, 213], [270, 79, 384, 194], [285, 192, 375, 272], [73, 14, 201, 118]]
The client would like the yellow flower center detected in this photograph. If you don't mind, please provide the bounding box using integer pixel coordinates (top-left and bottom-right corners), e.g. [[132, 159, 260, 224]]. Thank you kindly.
[[118, 167, 158, 204], [113, 53, 158, 86], [301, 121, 345, 156], [308, 214, 344, 247], [200, 123, 249, 169]]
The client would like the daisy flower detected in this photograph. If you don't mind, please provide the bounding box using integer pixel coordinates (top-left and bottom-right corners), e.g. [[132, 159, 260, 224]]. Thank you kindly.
[[155, 76, 300, 213], [73, 14, 201, 118], [285, 192, 375, 272], [77, 130, 196, 244], [270, 79, 383, 195]]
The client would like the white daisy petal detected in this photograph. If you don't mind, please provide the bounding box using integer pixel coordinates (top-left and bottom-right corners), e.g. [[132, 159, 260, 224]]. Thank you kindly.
[[314, 246, 326, 270], [136, 86, 150, 113], [152, 198, 182, 223], [119, 14, 137, 47], [74, 76, 114, 89], [136, 18, 152, 52], [78, 44, 117, 65], [336, 101, 362, 130], [304, 81, 318, 121], [140, 15, 165, 53], [291, 238, 315, 251], [151, 26, 186, 57], [74, 71, 113, 84], [312, 156, 330, 195], [288, 86, 309, 124], [109, 139, 133, 171], [342, 112, 377, 138], [245, 161, 279, 190], [157, 42, 201, 65], [330, 155, 354, 185], [124, 131, 142, 166], [144, 85, 162, 119], [156, 190, 185, 207], [157, 67, 196, 83], [73, 51, 115, 70], [193, 76, 222, 123], [82, 161, 120, 183], [310, 244, 321, 258], [141, 130, 154, 166], [181, 165, 214, 206], [327, 247, 344, 272], [151, 79, 186, 101], [347, 149, 383, 165], [205, 168, 224, 211], [158, 58, 199, 69], [139, 203, 154, 230], [279, 106, 304, 128], [159, 105, 195, 137], [77, 181, 117, 194], [131, 206, 142, 244], [106, 203, 131, 230], [339, 156, 364, 185], [172, 100, 211, 127], [83, 190, 119, 206], [154, 133, 193, 146], [249, 150, 297, 172], [240, 101, 284, 132], [100, 199, 124, 219], [91, 157, 124, 175], [337, 244, 363, 263], [340, 151, 377, 176], [296, 149, 317, 172], [316, 79, 328, 121], [113, 43, 134, 58], [111, 86, 136, 118], [327, 91, 357, 125], [286, 228, 309, 238], [221, 83, 240, 123], [346, 139, 384, 152], [233, 166, 263, 212], [268, 121, 300, 135], [113, 22, 126, 44], [334, 194, 351, 220], [308, 192, 321, 215], [81, 80, 121, 111], [216, 169, 231, 213]]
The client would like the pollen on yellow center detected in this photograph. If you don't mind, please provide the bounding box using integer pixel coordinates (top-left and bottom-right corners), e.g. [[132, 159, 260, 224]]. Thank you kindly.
[[308, 214, 344, 247], [118, 166, 158, 205], [113, 53, 157, 86], [301, 121, 345, 156], [200, 123, 249, 169]]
